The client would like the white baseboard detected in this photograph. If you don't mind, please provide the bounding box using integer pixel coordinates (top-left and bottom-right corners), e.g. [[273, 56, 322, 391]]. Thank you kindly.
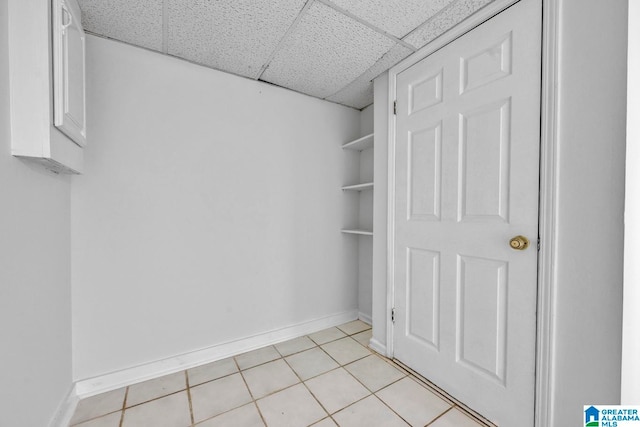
[[49, 384, 79, 427], [358, 312, 372, 325], [75, 310, 358, 398], [368, 337, 388, 357]]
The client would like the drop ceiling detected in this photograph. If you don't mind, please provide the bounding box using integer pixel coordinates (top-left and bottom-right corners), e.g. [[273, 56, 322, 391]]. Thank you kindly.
[[78, 0, 496, 110]]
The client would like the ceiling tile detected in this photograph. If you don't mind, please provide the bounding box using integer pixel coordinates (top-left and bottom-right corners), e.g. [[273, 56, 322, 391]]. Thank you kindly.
[[167, 0, 306, 79], [326, 79, 373, 109], [403, 0, 496, 49], [363, 44, 413, 80], [327, 44, 412, 109], [326, 0, 454, 39], [261, 2, 396, 99], [78, 0, 163, 51]]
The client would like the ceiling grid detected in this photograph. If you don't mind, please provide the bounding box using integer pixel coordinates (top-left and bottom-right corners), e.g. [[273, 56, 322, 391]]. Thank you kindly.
[[78, 0, 496, 109]]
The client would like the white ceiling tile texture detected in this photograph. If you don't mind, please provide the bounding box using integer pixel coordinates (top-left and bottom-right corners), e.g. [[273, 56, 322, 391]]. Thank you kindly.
[[78, 0, 164, 52], [167, 0, 306, 79], [403, 0, 496, 49], [259, 2, 396, 99], [326, 0, 455, 39], [261, 3, 395, 98], [327, 44, 413, 109], [78, 0, 497, 109], [325, 77, 374, 110]]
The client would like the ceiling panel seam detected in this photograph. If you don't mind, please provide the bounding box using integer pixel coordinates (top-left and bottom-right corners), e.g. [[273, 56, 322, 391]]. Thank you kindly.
[[316, 0, 417, 52], [255, 0, 316, 81], [321, 50, 385, 101], [162, 0, 168, 54], [401, 0, 461, 46]]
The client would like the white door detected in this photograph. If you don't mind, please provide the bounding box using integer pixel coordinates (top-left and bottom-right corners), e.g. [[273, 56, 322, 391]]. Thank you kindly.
[[392, 0, 541, 425]]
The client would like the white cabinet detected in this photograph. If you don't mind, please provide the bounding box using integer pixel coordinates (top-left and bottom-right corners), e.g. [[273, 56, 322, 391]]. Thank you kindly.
[[8, 0, 86, 174], [53, 0, 87, 147]]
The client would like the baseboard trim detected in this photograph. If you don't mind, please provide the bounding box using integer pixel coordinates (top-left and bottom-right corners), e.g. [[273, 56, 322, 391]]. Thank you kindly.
[[49, 384, 79, 427], [75, 310, 358, 398], [358, 312, 372, 325], [369, 337, 388, 357]]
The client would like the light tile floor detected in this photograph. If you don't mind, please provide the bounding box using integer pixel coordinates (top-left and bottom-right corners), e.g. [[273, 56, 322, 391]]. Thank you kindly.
[[69, 320, 490, 427]]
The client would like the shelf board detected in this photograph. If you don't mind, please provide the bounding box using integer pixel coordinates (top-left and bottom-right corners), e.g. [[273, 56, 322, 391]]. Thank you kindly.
[[341, 229, 373, 236], [342, 133, 374, 151], [342, 182, 374, 191]]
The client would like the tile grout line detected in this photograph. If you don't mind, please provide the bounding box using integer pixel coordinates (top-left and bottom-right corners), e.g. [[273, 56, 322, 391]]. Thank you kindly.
[[274, 339, 316, 358], [392, 360, 459, 405], [330, 356, 408, 422], [450, 404, 492, 427], [424, 405, 456, 426], [342, 356, 408, 395], [234, 356, 257, 402], [359, 357, 454, 426], [325, 393, 373, 420], [252, 400, 268, 427], [185, 371, 195, 426], [317, 341, 368, 370], [70, 388, 131, 426], [391, 360, 493, 426], [233, 355, 271, 426], [118, 387, 128, 427], [369, 377, 422, 425], [273, 324, 374, 422], [301, 327, 408, 422], [188, 337, 345, 425], [190, 357, 270, 425], [121, 388, 187, 412], [280, 347, 333, 424]]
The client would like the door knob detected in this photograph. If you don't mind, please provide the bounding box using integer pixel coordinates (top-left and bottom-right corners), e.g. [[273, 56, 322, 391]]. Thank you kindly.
[[509, 235, 530, 250]]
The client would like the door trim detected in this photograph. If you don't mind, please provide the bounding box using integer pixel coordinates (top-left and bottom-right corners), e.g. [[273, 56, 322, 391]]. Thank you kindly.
[[385, 1, 559, 426]]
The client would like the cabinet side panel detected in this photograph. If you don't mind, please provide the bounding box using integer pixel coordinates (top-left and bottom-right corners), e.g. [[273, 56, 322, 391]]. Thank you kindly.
[[8, 0, 53, 157]]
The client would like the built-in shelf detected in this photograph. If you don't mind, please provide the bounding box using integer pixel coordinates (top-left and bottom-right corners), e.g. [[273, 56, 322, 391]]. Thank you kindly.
[[341, 133, 374, 237], [342, 133, 374, 151], [342, 182, 374, 191], [341, 229, 374, 236]]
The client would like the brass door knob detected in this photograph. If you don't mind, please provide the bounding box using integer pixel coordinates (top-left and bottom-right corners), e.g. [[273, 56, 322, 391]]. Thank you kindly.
[[509, 235, 530, 250]]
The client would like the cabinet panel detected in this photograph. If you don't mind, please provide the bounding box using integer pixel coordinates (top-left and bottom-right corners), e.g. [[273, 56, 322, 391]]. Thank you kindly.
[[53, 0, 87, 147]]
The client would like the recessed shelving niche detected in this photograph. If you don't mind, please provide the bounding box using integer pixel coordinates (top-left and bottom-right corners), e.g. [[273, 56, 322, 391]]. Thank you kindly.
[[341, 133, 374, 236]]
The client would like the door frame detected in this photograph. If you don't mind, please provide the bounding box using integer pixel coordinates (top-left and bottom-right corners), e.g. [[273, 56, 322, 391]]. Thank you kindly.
[[385, 1, 559, 426]]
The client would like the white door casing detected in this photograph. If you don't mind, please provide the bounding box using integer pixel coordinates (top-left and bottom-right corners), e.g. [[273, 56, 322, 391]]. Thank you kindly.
[[391, 0, 542, 425]]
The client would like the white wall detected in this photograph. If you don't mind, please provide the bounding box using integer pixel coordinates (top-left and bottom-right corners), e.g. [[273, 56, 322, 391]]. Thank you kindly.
[[549, 0, 627, 422], [0, 0, 73, 425], [622, 0, 640, 405], [72, 36, 362, 380]]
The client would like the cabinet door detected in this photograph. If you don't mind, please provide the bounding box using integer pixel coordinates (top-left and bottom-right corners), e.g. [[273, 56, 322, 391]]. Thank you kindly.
[[53, 0, 87, 147]]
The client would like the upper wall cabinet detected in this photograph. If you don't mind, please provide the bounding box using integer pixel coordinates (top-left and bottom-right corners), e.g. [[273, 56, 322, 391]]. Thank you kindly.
[[53, 0, 87, 147], [7, 0, 86, 174]]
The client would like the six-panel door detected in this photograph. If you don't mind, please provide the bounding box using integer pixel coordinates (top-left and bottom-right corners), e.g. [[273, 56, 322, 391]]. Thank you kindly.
[[392, 0, 542, 425]]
